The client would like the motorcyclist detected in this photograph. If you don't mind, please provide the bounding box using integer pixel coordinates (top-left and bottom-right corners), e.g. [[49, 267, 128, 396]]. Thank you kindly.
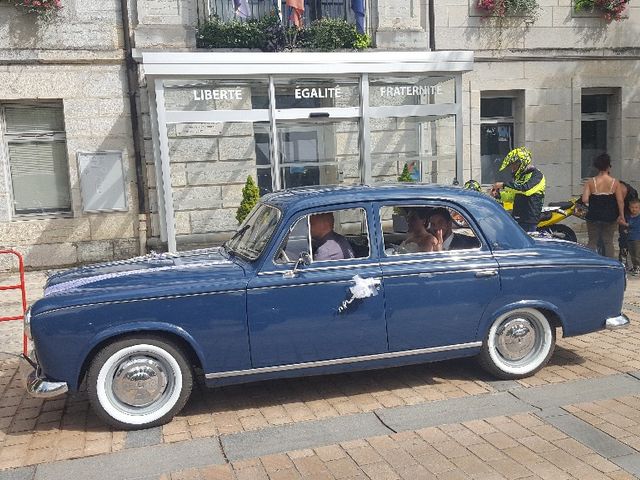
[[463, 179, 482, 192], [491, 147, 545, 232]]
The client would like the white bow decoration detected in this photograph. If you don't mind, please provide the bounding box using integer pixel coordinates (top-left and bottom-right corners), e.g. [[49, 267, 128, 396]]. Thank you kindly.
[[338, 275, 380, 313]]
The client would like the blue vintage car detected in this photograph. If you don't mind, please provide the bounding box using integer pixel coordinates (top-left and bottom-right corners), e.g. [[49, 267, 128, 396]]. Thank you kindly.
[[24, 184, 629, 429]]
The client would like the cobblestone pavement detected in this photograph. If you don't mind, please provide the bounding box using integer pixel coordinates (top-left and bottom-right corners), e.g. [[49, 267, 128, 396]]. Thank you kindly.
[[164, 411, 640, 480], [0, 267, 639, 479]]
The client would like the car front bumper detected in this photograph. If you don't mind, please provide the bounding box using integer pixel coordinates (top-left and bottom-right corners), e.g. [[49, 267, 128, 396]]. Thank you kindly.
[[606, 314, 630, 330], [21, 354, 68, 399]]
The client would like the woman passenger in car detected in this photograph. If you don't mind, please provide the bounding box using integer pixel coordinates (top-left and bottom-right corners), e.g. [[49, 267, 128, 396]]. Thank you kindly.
[[398, 208, 440, 253]]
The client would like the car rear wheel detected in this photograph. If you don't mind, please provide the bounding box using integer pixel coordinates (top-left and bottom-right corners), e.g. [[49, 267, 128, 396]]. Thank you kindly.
[[87, 336, 193, 430], [479, 308, 555, 379]]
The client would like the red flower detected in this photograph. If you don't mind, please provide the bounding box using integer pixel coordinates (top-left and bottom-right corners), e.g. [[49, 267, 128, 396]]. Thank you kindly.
[[14, 0, 62, 18], [593, 0, 629, 21]]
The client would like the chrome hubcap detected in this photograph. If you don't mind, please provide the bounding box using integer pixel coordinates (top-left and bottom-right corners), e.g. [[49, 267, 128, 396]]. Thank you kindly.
[[495, 318, 537, 362], [112, 357, 168, 408]]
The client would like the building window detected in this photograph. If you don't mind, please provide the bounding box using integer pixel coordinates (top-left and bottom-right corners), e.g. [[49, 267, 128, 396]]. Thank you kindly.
[[581, 94, 608, 179], [2, 103, 71, 215], [208, 0, 360, 27], [480, 97, 514, 185]]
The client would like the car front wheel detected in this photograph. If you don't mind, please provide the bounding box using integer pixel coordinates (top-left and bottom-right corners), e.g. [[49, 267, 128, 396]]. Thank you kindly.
[[87, 336, 193, 430], [479, 308, 555, 379]]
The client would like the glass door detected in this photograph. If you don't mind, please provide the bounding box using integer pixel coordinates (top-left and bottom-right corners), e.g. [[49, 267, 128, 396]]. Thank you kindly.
[[276, 119, 360, 189]]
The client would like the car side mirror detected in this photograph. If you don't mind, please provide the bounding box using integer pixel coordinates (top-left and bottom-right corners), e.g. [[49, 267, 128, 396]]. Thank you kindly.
[[283, 252, 311, 278]]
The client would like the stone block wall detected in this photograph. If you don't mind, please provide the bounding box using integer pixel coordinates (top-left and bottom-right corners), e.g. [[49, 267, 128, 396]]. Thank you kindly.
[[165, 121, 259, 240], [0, 0, 123, 53], [0, 63, 140, 269], [134, 0, 198, 49], [0, 1, 146, 269], [434, 1, 640, 52], [464, 59, 640, 203]]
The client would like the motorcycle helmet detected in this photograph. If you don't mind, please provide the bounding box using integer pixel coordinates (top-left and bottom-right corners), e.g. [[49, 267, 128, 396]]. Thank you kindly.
[[463, 179, 481, 192], [500, 147, 532, 178]]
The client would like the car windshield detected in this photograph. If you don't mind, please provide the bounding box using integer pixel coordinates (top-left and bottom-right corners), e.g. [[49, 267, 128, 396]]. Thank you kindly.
[[225, 203, 281, 261]]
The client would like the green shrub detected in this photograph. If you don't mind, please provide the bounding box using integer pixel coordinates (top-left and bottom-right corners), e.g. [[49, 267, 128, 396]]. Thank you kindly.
[[354, 33, 372, 50], [398, 164, 414, 183], [236, 176, 260, 224], [197, 15, 370, 52], [298, 18, 369, 51], [197, 17, 262, 49]]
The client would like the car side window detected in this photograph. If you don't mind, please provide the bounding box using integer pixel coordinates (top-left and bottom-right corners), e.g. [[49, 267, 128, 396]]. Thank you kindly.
[[380, 205, 480, 256], [276, 207, 370, 264]]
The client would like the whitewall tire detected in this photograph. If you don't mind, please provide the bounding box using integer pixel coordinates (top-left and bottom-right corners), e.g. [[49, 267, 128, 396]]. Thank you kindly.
[[479, 308, 555, 379], [87, 337, 193, 429]]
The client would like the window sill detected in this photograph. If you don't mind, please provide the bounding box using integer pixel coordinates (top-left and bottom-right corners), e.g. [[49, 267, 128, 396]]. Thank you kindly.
[[571, 9, 629, 20], [11, 211, 74, 222]]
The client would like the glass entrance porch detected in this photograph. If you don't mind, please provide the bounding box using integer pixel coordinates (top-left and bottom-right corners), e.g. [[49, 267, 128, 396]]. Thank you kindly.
[[145, 52, 473, 251]]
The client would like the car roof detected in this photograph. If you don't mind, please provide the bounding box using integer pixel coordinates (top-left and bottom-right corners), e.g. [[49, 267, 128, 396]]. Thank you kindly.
[[261, 183, 487, 211]]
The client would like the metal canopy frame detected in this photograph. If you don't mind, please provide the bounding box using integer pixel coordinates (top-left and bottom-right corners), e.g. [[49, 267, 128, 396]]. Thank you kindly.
[[143, 51, 474, 252]]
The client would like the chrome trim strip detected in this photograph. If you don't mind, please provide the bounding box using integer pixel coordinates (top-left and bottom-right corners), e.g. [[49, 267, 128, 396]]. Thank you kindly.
[[259, 254, 493, 277], [249, 280, 353, 291], [205, 341, 482, 379], [497, 264, 621, 271], [606, 314, 630, 330], [492, 251, 542, 256], [380, 253, 491, 266], [383, 268, 488, 279], [381, 247, 483, 260], [259, 262, 377, 276]]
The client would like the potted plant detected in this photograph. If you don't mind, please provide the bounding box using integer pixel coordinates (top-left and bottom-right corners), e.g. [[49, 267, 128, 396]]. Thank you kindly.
[[14, 0, 62, 20], [574, 0, 629, 21], [236, 176, 260, 224], [476, 0, 540, 18]]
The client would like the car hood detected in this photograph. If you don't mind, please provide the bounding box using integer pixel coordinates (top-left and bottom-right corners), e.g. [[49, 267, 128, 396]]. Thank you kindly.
[[32, 248, 247, 315]]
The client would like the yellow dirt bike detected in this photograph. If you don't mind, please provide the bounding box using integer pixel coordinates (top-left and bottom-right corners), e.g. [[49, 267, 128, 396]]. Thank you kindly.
[[501, 196, 582, 242], [464, 180, 583, 242]]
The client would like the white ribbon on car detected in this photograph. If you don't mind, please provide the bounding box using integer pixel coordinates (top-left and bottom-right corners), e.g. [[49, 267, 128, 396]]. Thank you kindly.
[[44, 248, 231, 296], [337, 275, 380, 313]]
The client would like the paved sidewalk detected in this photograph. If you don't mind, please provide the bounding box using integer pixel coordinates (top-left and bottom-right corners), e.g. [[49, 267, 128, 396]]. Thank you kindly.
[[0, 268, 639, 479]]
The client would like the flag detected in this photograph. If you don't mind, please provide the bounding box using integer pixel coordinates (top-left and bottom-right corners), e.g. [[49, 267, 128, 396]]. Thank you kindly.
[[233, 0, 251, 18], [351, 0, 365, 34], [286, 0, 304, 28]]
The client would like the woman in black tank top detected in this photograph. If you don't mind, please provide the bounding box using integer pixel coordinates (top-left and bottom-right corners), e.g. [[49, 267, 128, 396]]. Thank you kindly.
[[581, 153, 625, 258]]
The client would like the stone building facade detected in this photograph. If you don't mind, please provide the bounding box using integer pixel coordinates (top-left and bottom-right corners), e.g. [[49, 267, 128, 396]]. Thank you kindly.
[[0, 1, 139, 268], [0, 0, 638, 267]]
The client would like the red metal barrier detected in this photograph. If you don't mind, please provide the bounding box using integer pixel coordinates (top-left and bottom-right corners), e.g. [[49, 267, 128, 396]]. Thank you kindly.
[[0, 249, 28, 356]]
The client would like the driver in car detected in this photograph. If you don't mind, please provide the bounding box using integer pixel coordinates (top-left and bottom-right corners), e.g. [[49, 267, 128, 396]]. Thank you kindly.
[[310, 212, 355, 261]]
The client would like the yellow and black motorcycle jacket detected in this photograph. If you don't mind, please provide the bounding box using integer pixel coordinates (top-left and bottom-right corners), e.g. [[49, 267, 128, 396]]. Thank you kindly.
[[501, 166, 546, 225]]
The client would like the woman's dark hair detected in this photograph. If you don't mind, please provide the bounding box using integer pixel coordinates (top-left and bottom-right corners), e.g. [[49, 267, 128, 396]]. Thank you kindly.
[[430, 207, 452, 222], [593, 153, 611, 172], [407, 207, 431, 221]]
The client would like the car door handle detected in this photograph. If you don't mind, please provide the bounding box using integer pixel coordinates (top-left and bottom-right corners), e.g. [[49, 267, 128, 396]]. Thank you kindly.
[[475, 269, 498, 278]]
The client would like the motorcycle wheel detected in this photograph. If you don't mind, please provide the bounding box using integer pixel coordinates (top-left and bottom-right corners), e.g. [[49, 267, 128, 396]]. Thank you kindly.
[[537, 224, 577, 242]]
